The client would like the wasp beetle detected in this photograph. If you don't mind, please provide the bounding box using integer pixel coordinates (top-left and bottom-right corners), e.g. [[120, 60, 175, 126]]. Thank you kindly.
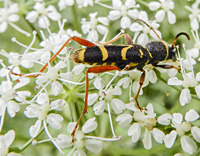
[[11, 19, 190, 140]]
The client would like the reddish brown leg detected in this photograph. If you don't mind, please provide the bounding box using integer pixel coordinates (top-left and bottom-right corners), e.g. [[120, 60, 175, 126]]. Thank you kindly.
[[103, 34, 133, 45], [71, 65, 121, 141], [39, 36, 96, 73], [9, 36, 97, 78], [134, 70, 146, 111]]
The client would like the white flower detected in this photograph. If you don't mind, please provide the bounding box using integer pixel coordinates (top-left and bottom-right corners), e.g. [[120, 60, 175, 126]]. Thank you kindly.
[[162, 110, 200, 154], [24, 93, 64, 137], [58, 0, 74, 10], [0, 130, 22, 156], [0, 80, 30, 118], [26, 2, 61, 28], [117, 69, 157, 100], [129, 11, 161, 45], [81, 12, 109, 42], [36, 61, 66, 96], [0, 3, 29, 36], [89, 77, 125, 115], [66, 118, 103, 155], [127, 104, 165, 149], [185, 1, 200, 31], [148, 0, 176, 24], [76, 0, 95, 8], [103, 0, 139, 29]]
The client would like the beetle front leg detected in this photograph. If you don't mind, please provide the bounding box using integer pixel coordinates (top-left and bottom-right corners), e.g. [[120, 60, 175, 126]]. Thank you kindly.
[[71, 65, 121, 141], [134, 70, 147, 111]]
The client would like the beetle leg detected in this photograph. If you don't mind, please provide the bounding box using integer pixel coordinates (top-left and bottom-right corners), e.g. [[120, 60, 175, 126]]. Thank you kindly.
[[154, 64, 181, 71], [134, 70, 147, 111], [103, 34, 133, 45], [71, 65, 121, 141]]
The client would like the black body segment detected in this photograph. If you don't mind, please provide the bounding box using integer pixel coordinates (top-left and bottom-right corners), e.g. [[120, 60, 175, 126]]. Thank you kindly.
[[72, 45, 155, 70]]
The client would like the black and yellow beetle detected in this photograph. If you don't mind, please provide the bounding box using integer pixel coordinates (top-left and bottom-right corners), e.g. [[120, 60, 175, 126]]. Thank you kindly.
[[11, 19, 190, 139]]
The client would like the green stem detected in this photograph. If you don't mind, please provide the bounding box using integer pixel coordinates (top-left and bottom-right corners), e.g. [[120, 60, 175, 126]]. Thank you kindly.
[[135, 0, 149, 7], [72, 3, 81, 33]]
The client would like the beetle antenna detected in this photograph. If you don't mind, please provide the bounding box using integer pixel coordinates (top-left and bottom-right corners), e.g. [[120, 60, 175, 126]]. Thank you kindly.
[[134, 19, 161, 40], [171, 32, 190, 49]]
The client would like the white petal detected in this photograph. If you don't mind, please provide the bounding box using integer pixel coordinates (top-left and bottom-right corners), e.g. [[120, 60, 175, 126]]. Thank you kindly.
[[120, 16, 131, 29], [67, 122, 77, 133], [50, 99, 66, 111], [172, 113, 183, 126], [108, 10, 121, 20], [72, 64, 85, 75], [87, 30, 98, 42], [85, 139, 103, 153], [38, 16, 50, 28], [25, 11, 38, 23], [112, 86, 122, 95], [195, 85, 200, 98], [74, 150, 86, 156], [128, 9, 139, 19], [97, 17, 109, 25], [152, 128, 165, 143], [190, 18, 199, 31], [14, 78, 30, 89], [147, 70, 157, 83], [157, 113, 172, 125], [82, 117, 97, 133], [36, 93, 48, 105], [51, 81, 63, 96], [29, 120, 41, 138], [88, 93, 99, 106], [0, 22, 8, 33], [164, 130, 177, 148], [148, 2, 160, 11], [4, 130, 15, 147], [6, 101, 20, 118], [167, 11, 176, 24], [96, 25, 108, 35], [125, 0, 136, 8], [93, 101, 106, 115], [181, 136, 197, 154], [191, 126, 200, 143], [8, 14, 19, 22], [168, 77, 182, 86], [93, 77, 105, 90], [142, 128, 152, 149], [47, 11, 61, 21], [55, 134, 72, 148], [130, 23, 143, 32], [185, 109, 199, 122], [155, 10, 165, 22], [137, 33, 148, 45], [110, 99, 125, 114], [128, 123, 141, 142], [46, 113, 63, 129], [116, 113, 132, 127], [179, 88, 191, 106], [112, 0, 122, 8]]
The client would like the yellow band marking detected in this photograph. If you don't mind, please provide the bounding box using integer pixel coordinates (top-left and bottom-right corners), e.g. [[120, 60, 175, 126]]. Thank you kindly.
[[129, 62, 138, 67], [163, 42, 169, 60], [111, 62, 116, 66], [147, 49, 153, 58], [99, 46, 108, 61], [102, 62, 108, 66], [139, 49, 144, 58], [121, 46, 133, 60], [78, 49, 86, 62]]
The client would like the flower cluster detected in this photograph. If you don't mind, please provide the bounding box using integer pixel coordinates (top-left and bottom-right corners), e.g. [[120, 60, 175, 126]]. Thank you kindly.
[[0, 0, 200, 156]]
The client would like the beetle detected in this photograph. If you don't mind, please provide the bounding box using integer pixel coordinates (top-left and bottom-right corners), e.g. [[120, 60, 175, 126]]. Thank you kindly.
[[10, 19, 190, 140]]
